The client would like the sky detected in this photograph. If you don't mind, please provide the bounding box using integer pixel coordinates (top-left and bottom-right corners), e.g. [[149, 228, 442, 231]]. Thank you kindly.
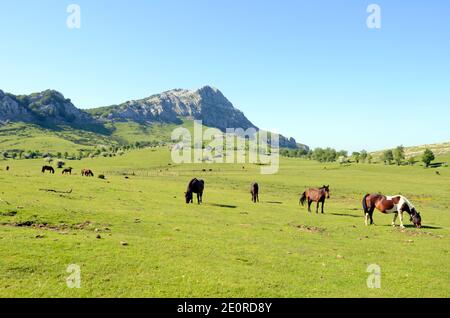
[[0, 0, 449, 152]]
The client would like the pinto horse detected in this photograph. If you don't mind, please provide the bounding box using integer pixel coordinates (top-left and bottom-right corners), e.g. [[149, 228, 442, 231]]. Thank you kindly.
[[362, 194, 422, 228], [41, 166, 55, 174], [299, 185, 330, 214], [250, 182, 259, 203], [185, 178, 204, 204]]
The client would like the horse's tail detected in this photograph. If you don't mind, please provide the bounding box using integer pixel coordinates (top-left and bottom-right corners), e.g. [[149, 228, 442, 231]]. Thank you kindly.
[[362, 194, 370, 214], [300, 191, 307, 206]]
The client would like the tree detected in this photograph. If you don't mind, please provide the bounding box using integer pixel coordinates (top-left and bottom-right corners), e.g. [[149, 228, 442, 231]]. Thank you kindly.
[[422, 149, 435, 168], [382, 150, 394, 165], [367, 154, 373, 164], [393, 145, 405, 166], [360, 150, 368, 163], [407, 156, 416, 166], [352, 152, 361, 163]]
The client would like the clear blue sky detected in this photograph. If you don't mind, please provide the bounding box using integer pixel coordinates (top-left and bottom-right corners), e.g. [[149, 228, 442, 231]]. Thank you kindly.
[[1, 0, 449, 152]]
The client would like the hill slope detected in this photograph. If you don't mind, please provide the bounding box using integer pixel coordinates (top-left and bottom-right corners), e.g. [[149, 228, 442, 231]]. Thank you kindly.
[[1, 86, 305, 151]]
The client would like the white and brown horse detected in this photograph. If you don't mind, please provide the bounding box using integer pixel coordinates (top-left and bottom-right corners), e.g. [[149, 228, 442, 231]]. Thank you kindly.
[[362, 194, 422, 228]]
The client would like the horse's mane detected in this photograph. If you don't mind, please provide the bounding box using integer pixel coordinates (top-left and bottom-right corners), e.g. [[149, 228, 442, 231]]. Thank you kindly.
[[398, 195, 415, 210]]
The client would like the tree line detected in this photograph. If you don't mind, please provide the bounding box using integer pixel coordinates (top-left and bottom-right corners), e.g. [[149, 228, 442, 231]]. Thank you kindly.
[[281, 145, 437, 167]]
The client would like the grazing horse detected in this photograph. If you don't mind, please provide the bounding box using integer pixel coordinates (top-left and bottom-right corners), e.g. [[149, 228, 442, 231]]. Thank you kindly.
[[185, 178, 204, 204], [62, 167, 73, 175], [81, 169, 94, 177], [362, 194, 422, 228], [250, 182, 259, 203], [41, 165, 55, 174], [299, 185, 330, 214]]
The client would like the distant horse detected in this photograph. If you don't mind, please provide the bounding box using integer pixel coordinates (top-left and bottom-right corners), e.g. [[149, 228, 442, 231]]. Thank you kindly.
[[6, 166, 9, 171], [362, 194, 422, 228], [81, 169, 94, 177], [250, 182, 259, 203], [185, 178, 204, 204], [299, 185, 330, 214], [41, 166, 55, 174], [62, 167, 73, 175]]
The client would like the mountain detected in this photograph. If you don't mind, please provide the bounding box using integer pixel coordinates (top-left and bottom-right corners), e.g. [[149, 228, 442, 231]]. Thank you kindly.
[[88, 86, 303, 149], [0, 89, 100, 130], [0, 86, 306, 150]]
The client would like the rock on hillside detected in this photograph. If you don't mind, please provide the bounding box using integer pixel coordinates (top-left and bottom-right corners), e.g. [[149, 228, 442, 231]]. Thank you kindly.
[[0, 89, 98, 127]]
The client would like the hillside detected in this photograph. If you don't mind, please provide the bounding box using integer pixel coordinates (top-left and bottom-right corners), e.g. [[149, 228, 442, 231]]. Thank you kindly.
[[372, 141, 450, 160], [0, 87, 305, 152]]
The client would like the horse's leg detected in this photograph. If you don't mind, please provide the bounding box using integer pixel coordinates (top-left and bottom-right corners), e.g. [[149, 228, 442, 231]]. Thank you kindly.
[[398, 210, 405, 229], [316, 201, 319, 214], [257, 193, 259, 202], [307, 199, 312, 213], [365, 213, 369, 226], [321, 199, 325, 214], [392, 213, 398, 227]]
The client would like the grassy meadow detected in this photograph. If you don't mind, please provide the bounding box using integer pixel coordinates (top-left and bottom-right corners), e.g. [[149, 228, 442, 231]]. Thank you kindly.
[[0, 147, 449, 298]]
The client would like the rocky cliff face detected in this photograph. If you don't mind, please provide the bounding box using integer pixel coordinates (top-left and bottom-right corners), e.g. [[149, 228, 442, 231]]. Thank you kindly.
[[89, 86, 255, 131], [0, 89, 97, 127], [89, 86, 302, 148]]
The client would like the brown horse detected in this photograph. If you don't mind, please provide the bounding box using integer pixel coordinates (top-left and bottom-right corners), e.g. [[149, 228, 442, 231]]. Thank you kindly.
[[362, 194, 422, 228], [41, 165, 55, 174], [185, 178, 204, 204], [81, 169, 94, 177], [62, 167, 73, 175], [299, 185, 330, 214], [250, 182, 259, 203]]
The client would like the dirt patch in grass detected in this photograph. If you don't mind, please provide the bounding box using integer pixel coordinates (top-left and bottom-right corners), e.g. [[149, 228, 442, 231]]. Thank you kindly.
[[3, 219, 99, 234], [292, 224, 326, 234]]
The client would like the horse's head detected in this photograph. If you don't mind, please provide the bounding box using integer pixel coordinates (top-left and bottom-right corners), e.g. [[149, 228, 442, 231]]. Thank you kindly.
[[185, 191, 193, 204], [411, 210, 422, 228], [323, 185, 330, 199]]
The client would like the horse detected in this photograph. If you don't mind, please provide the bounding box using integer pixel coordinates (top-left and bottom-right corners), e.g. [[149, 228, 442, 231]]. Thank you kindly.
[[250, 182, 259, 203], [299, 185, 330, 214], [185, 178, 204, 204], [62, 167, 73, 175], [41, 166, 55, 174], [362, 194, 422, 228], [81, 169, 94, 177]]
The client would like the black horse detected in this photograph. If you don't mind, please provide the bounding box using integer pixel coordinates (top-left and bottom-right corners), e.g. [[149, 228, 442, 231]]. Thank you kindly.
[[250, 182, 259, 203], [62, 167, 73, 175], [42, 165, 55, 174], [185, 178, 204, 204]]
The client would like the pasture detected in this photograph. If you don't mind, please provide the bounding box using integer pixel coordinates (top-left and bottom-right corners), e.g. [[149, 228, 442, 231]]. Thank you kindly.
[[0, 148, 449, 297]]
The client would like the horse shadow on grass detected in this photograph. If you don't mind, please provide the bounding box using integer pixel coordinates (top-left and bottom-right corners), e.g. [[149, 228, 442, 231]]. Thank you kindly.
[[381, 224, 443, 230], [266, 201, 283, 204], [329, 212, 361, 218], [209, 203, 237, 209]]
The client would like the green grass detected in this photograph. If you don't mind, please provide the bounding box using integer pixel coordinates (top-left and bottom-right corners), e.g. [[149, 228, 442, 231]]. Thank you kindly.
[[0, 122, 116, 153], [0, 120, 201, 154], [0, 148, 449, 297]]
